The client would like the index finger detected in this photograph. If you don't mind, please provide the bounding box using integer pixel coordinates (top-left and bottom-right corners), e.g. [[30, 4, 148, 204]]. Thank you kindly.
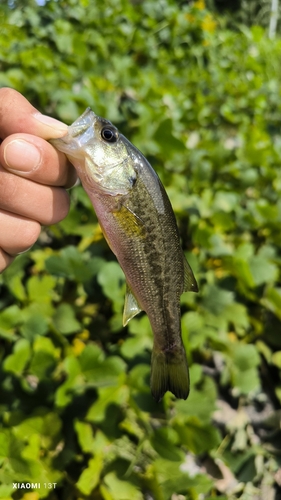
[[0, 88, 68, 140]]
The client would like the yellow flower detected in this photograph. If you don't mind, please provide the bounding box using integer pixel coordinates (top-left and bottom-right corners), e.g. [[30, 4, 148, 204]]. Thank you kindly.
[[185, 13, 195, 23], [72, 337, 86, 355], [78, 329, 90, 340], [228, 332, 237, 342], [22, 494, 39, 500], [194, 0, 205, 10], [202, 13, 217, 33]]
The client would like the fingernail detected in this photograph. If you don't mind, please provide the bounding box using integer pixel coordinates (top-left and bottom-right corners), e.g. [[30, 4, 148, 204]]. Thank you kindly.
[[33, 113, 68, 136], [4, 139, 41, 173], [17, 244, 34, 255]]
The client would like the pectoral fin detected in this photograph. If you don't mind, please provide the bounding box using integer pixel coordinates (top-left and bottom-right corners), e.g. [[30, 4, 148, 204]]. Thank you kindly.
[[183, 254, 198, 293], [113, 204, 146, 237], [123, 283, 142, 326]]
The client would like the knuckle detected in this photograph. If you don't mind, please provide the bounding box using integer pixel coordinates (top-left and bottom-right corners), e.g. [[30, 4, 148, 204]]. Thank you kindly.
[[0, 87, 13, 100], [0, 88, 17, 117], [0, 167, 18, 199]]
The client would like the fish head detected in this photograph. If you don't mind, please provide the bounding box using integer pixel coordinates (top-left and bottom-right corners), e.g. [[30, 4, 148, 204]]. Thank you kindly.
[[50, 107, 137, 195]]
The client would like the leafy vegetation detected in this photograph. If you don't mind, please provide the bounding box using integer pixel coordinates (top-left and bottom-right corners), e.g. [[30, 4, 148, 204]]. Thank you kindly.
[[208, 0, 281, 32], [1, 0, 281, 498]]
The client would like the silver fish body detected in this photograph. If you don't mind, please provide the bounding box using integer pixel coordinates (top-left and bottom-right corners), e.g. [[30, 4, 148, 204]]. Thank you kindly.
[[50, 108, 198, 401]]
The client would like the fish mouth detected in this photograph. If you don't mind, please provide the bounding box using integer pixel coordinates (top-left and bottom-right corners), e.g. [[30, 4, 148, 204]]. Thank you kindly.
[[50, 107, 97, 153], [69, 107, 96, 136]]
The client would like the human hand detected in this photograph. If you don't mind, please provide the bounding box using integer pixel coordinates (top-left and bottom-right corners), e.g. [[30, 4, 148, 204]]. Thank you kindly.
[[0, 88, 77, 272]]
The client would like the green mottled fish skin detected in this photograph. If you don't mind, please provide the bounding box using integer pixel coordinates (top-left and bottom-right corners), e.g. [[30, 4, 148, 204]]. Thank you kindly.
[[50, 108, 198, 402], [108, 171, 195, 402]]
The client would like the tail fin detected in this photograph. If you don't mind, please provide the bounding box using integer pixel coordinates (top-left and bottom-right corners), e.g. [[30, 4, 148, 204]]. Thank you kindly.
[[150, 346, 190, 402]]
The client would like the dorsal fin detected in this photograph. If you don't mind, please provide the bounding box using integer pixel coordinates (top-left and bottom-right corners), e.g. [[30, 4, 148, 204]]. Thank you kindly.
[[183, 254, 198, 293]]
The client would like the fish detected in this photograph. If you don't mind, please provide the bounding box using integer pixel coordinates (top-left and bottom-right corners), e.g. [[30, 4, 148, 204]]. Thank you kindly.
[[50, 108, 198, 402]]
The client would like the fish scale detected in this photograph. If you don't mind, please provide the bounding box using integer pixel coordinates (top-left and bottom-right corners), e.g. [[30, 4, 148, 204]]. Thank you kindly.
[[50, 107, 198, 402]]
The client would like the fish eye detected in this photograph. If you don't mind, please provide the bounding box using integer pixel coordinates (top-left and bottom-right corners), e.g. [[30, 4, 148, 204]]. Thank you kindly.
[[101, 127, 118, 143]]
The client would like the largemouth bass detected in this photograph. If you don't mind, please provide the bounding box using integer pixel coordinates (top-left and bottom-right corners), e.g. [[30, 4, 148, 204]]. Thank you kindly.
[[50, 108, 198, 402]]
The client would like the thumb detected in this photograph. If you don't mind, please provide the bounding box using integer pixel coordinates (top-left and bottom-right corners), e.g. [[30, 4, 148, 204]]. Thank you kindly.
[[0, 88, 68, 140]]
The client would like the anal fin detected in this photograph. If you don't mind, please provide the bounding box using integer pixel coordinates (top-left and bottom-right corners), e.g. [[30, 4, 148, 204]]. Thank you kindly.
[[123, 283, 142, 326]]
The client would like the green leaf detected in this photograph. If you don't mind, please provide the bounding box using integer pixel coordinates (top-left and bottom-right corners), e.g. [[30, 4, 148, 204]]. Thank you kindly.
[[261, 287, 281, 320], [174, 417, 221, 454], [55, 356, 83, 407], [27, 275, 56, 304], [52, 303, 81, 334], [103, 471, 142, 500], [79, 343, 126, 386], [13, 411, 62, 443], [20, 313, 49, 340], [76, 455, 103, 495], [0, 430, 10, 464], [75, 421, 96, 454], [249, 255, 278, 286], [86, 384, 129, 423], [0, 305, 22, 339], [46, 245, 100, 282], [0, 483, 14, 497], [223, 303, 249, 330], [29, 351, 56, 379], [229, 343, 260, 394], [202, 284, 234, 315], [79, 343, 104, 370], [213, 191, 239, 212], [272, 351, 281, 368], [3, 339, 31, 375], [154, 118, 186, 156], [151, 427, 183, 461], [153, 458, 213, 499], [175, 375, 217, 425], [120, 335, 153, 359], [2, 253, 29, 300], [97, 261, 125, 312]]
